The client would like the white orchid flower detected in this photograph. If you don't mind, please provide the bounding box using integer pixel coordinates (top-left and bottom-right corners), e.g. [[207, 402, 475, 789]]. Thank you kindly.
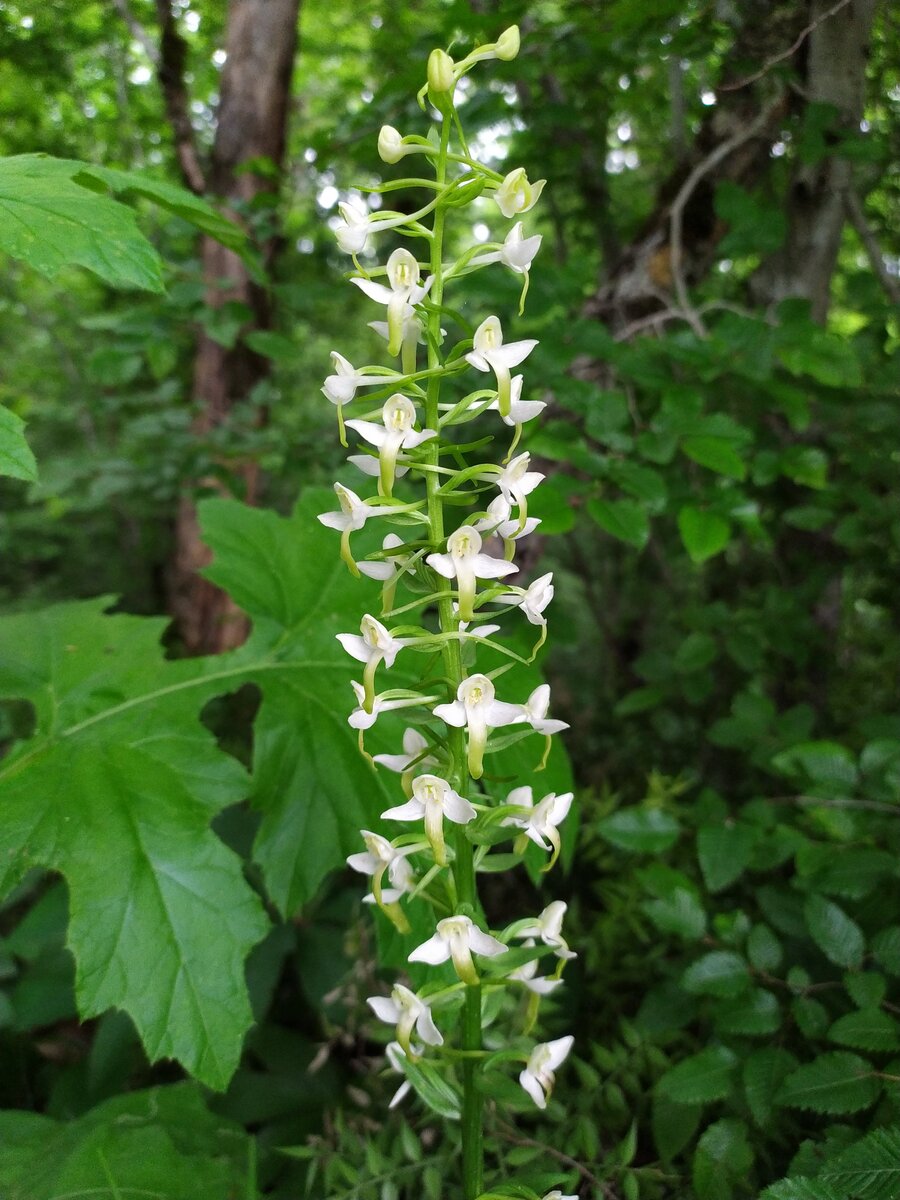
[[348, 452, 410, 481], [385, 1041, 413, 1108], [542, 1191, 578, 1200], [337, 613, 409, 712], [500, 573, 555, 626], [515, 900, 576, 961], [471, 222, 542, 276], [487, 373, 546, 426], [381, 772, 476, 865], [474, 495, 541, 547], [368, 983, 443, 1055], [503, 784, 573, 869], [409, 914, 506, 985], [426, 524, 517, 622], [346, 829, 416, 905], [519, 1035, 574, 1109], [318, 483, 384, 575], [346, 394, 436, 497], [334, 199, 432, 256], [493, 451, 545, 524], [494, 167, 546, 219], [465, 316, 538, 420], [374, 727, 438, 775], [359, 533, 407, 582], [508, 939, 564, 995], [351, 248, 434, 357], [322, 351, 390, 406], [348, 681, 435, 731], [519, 683, 570, 735], [433, 673, 522, 779]]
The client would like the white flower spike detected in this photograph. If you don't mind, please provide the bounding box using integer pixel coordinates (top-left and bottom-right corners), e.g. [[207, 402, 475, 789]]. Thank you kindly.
[[465, 315, 538, 420], [501, 573, 555, 626], [433, 672, 522, 779], [426, 524, 517, 622], [519, 1035, 574, 1109], [503, 784, 574, 869], [346, 394, 436, 497], [494, 451, 545, 525], [471, 222, 542, 277], [474, 495, 541, 547], [495, 167, 546, 219], [368, 983, 443, 1055], [508, 940, 564, 995], [381, 772, 476, 865], [351, 248, 434, 357], [409, 914, 506, 985]]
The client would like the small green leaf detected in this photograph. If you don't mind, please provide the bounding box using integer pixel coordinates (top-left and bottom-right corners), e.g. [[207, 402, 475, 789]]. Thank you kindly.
[[657, 1045, 738, 1105], [714, 988, 781, 1037], [682, 436, 747, 480], [743, 1048, 798, 1127], [587, 497, 649, 548], [872, 927, 900, 975], [776, 1052, 880, 1114], [0, 405, 37, 482], [759, 1180, 845, 1200], [643, 888, 707, 940], [828, 1008, 900, 1053], [747, 924, 783, 972], [597, 808, 680, 853], [697, 823, 757, 892], [692, 1118, 753, 1200], [805, 895, 864, 969], [397, 1056, 461, 1120], [682, 952, 750, 998], [652, 1092, 702, 1160], [822, 1126, 900, 1200], [678, 506, 731, 564]]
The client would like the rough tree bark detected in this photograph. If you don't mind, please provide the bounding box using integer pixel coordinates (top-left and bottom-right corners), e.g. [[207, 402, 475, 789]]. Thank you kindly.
[[156, 0, 300, 654]]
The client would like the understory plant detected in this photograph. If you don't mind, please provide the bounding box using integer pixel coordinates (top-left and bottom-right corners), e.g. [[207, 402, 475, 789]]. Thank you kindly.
[[318, 26, 577, 1199]]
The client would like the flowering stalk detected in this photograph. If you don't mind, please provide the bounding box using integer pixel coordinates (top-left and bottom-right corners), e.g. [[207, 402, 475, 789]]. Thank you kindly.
[[321, 28, 575, 1200]]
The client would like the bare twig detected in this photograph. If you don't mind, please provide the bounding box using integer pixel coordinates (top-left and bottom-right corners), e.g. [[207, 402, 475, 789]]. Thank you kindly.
[[496, 1119, 615, 1198], [720, 0, 853, 92], [845, 189, 900, 307], [110, 0, 160, 65], [669, 98, 783, 337], [154, 0, 206, 194]]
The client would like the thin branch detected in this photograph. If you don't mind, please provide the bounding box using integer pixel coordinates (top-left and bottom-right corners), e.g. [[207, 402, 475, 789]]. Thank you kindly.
[[110, 0, 159, 65], [154, 0, 206, 194], [669, 98, 783, 337], [845, 188, 900, 307], [720, 0, 853, 92], [496, 1120, 615, 1198]]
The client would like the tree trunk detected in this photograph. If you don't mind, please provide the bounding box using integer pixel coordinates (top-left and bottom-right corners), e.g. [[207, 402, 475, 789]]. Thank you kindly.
[[160, 0, 300, 654], [750, 0, 879, 318]]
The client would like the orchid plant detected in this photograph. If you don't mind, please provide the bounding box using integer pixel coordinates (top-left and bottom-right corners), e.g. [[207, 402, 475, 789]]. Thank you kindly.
[[319, 27, 576, 1199]]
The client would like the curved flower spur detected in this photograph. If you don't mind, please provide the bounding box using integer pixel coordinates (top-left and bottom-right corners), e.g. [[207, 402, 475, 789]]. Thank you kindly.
[[318, 25, 578, 1199]]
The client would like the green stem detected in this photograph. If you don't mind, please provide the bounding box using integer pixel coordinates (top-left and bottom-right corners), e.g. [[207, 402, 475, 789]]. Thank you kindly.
[[424, 110, 483, 1200]]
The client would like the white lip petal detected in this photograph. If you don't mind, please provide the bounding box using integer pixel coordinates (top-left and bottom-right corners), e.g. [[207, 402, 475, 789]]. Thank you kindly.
[[351, 278, 394, 305]]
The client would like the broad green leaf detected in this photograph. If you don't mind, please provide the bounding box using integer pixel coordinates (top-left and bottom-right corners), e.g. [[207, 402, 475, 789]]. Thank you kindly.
[[652, 1091, 702, 1161], [844, 972, 887, 1009], [0, 154, 163, 290], [822, 1126, 900, 1200], [597, 807, 680, 853], [587, 496, 649, 548], [714, 988, 781, 1037], [780, 446, 829, 489], [692, 1118, 753, 1200], [0, 598, 269, 1089], [743, 1048, 798, 1127], [828, 1008, 900, 1053], [805, 895, 864, 969], [681, 436, 747, 480], [777, 328, 863, 388], [776, 1052, 880, 1114], [643, 888, 707, 940], [0, 404, 37, 482], [0, 1083, 251, 1199], [772, 741, 858, 795], [678, 506, 731, 564], [682, 951, 750, 999], [657, 1045, 738, 1105]]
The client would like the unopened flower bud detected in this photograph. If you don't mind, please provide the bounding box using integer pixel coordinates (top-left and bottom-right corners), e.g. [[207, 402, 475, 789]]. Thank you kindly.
[[427, 48, 455, 95], [377, 125, 406, 164], [495, 25, 520, 61]]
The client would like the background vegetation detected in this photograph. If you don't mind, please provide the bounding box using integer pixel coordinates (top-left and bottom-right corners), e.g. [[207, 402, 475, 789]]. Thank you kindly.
[[0, 0, 898, 1196]]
